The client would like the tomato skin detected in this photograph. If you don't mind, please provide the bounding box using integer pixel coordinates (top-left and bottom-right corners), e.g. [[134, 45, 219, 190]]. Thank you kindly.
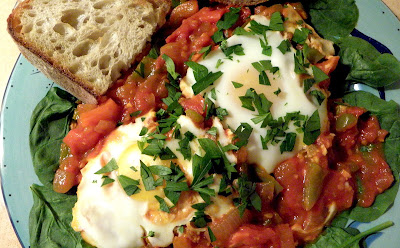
[[63, 126, 102, 156], [180, 94, 205, 116], [78, 98, 121, 127], [228, 224, 294, 248], [64, 98, 121, 156]]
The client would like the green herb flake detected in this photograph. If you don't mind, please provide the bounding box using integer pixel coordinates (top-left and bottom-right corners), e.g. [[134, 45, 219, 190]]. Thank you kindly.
[[162, 54, 180, 80], [94, 158, 119, 174], [280, 132, 297, 153], [186, 61, 223, 95], [207, 127, 218, 136], [303, 110, 321, 145], [312, 65, 329, 83], [199, 45, 212, 59], [130, 110, 142, 117], [117, 175, 141, 196], [208, 226, 217, 242], [269, 12, 284, 31], [101, 175, 115, 186], [274, 88, 281, 95], [148, 47, 159, 59], [234, 123, 253, 148], [248, 20, 269, 35], [155, 195, 170, 213], [139, 127, 148, 136], [310, 90, 326, 105], [277, 39, 291, 54], [260, 37, 272, 56], [216, 59, 224, 69], [140, 161, 156, 191], [303, 78, 316, 93], [134, 62, 145, 78], [259, 71, 271, 86], [292, 28, 311, 45], [232, 81, 244, 88]]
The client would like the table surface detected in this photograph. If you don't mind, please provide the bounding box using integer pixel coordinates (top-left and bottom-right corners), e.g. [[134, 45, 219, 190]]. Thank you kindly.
[[0, 0, 399, 247]]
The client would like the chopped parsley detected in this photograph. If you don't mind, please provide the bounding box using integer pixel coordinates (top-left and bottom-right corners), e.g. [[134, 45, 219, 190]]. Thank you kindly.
[[162, 54, 180, 80], [94, 158, 119, 174], [292, 28, 311, 45], [199, 45, 212, 59], [277, 39, 291, 54], [232, 81, 244, 88], [117, 175, 141, 196], [185, 61, 223, 95]]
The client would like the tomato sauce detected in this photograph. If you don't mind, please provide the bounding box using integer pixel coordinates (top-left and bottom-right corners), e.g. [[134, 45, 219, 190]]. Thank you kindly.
[[52, 2, 395, 247]]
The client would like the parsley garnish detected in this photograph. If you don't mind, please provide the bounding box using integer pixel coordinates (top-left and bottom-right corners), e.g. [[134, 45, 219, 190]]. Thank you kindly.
[[310, 90, 326, 105], [117, 175, 141, 196], [233, 123, 253, 148], [269, 12, 285, 31], [186, 61, 223, 95], [208, 227, 217, 242], [155, 195, 170, 213], [232, 81, 243, 88], [292, 28, 311, 45], [199, 45, 212, 59], [140, 161, 156, 191], [134, 62, 145, 78], [312, 66, 329, 83], [294, 50, 309, 74], [130, 110, 142, 117], [207, 127, 218, 136], [303, 110, 321, 145], [162, 54, 180, 80], [212, 7, 241, 43], [303, 78, 315, 93], [178, 131, 195, 160], [280, 132, 297, 153], [148, 47, 159, 59], [221, 42, 245, 58], [233, 175, 262, 216], [101, 175, 114, 186], [277, 39, 291, 54], [94, 158, 118, 174]]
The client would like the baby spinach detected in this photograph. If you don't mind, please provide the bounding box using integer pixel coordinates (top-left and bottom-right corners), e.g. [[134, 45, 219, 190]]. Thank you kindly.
[[342, 91, 400, 222], [306, 221, 394, 248], [29, 87, 76, 188], [29, 184, 93, 248], [338, 37, 400, 88], [306, 0, 358, 42]]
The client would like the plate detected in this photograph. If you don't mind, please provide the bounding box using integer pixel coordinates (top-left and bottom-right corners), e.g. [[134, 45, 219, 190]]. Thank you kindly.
[[1, 1, 400, 247]]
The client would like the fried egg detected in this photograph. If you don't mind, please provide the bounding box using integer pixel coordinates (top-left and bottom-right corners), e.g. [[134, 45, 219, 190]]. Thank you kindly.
[[72, 112, 236, 248], [180, 15, 328, 174]]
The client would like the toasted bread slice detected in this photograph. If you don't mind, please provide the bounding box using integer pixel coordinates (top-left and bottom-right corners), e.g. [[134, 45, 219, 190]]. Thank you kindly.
[[8, 0, 171, 104]]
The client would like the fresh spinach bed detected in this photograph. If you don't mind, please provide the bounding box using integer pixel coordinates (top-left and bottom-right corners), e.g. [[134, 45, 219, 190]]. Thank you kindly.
[[28, 1, 400, 247]]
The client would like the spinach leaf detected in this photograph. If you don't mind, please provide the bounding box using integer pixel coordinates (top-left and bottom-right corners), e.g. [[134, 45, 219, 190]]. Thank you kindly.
[[338, 37, 400, 88], [29, 87, 76, 188], [306, 221, 393, 248], [342, 91, 400, 222], [306, 0, 358, 42], [29, 184, 93, 248]]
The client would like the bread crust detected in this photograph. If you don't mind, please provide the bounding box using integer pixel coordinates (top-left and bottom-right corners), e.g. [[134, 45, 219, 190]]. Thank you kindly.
[[7, 0, 172, 104]]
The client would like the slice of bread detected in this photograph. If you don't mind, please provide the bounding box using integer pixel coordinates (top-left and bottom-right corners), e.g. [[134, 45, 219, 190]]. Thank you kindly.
[[8, 0, 171, 104]]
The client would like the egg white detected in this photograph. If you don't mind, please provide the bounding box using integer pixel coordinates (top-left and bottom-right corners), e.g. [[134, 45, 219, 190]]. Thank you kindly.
[[180, 15, 328, 174], [72, 113, 236, 248]]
